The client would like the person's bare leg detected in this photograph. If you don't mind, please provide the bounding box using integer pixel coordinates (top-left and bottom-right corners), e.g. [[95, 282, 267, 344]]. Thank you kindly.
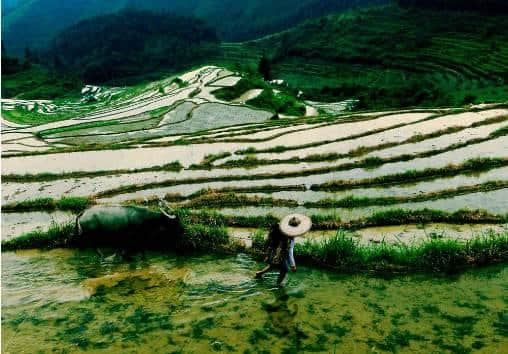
[[255, 265, 272, 278], [277, 270, 288, 286]]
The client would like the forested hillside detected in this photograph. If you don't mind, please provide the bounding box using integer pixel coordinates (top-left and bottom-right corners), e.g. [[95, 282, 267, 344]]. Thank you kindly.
[[216, 4, 508, 109], [397, 0, 508, 12], [2, 0, 387, 55], [49, 10, 219, 84]]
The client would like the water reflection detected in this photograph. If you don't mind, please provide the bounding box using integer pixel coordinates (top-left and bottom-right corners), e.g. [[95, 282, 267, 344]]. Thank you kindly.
[[2, 249, 507, 353]]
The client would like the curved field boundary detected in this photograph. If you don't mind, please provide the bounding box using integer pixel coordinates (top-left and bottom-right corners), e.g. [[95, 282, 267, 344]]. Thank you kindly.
[[39, 102, 274, 147], [2, 108, 503, 162], [2, 161, 183, 183], [137, 108, 465, 145], [42, 116, 164, 140], [139, 110, 443, 151], [0, 108, 462, 158], [234, 110, 507, 154], [3, 127, 505, 183], [306, 182, 508, 209], [310, 158, 508, 192], [71, 78, 204, 121], [203, 130, 507, 173], [179, 208, 508, 231], [210, 120, 508, 169], [206, 74, 241, 87], [1, 66, 219, 130], [92, 158, 508, 199], [41, 105, 198, 142], [209, 111, 440, 145], [115, 166, 506, 201], [39, 99, 197, 138], [170, 181, 508, 209]]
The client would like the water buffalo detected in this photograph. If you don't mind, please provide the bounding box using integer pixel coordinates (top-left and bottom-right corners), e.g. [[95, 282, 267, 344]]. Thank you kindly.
[[75, 205, 182, 247]]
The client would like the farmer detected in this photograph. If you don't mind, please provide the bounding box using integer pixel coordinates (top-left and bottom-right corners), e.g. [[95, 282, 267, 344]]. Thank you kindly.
[[255, 214, 312, 286]]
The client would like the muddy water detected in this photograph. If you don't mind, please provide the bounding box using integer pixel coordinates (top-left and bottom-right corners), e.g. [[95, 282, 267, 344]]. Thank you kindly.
[[2, 250, 507, 353]]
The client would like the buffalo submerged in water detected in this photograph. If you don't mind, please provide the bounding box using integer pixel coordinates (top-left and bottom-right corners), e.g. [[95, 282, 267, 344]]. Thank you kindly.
[[75, 205, 182, 247]]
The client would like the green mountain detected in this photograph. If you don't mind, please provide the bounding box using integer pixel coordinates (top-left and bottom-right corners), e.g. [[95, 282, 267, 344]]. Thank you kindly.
[[2, 0, 386, 55], [216, 4, 508, 109], [49, 10, 219, 84], [4, 1, 508, 109], [396, 0, 508, 13]]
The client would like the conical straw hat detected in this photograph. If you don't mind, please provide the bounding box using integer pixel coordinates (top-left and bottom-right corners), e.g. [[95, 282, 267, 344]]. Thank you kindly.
[[279, 214, 312, 237]]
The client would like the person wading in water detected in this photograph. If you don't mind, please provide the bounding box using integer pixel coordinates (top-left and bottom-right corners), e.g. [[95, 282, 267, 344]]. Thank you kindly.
[[255, 214, 312, 286]]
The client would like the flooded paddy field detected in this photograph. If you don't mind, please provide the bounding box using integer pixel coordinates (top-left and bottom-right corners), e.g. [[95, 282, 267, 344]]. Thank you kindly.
[[229, 224, 508, 247], [1, 211, 74, 241], [2, 250, 507, 353], [94, 165, 507, 205], [210, 187, 508, 220], [252, 119, 507, 163], [1, 65, 508, 353]]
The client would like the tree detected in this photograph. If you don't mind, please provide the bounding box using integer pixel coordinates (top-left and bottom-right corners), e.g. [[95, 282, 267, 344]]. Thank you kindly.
[[48, 10, 220, 84], [258, 54, 272, 81]]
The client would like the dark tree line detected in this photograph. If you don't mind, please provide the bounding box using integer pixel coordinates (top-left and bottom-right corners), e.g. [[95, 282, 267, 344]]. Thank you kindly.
[[2, 41, 40, 75], [397, 0, 508, 13], [48, 9, 220, 84]]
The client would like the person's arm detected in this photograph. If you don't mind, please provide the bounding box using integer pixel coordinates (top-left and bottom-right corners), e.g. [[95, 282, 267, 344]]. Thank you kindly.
[[288, 238, 296, 271]]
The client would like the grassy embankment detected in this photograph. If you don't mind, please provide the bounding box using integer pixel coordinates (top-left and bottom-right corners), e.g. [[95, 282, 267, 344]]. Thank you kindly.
[[1, 209, 233, 254], [212, 76, 305, 116], [2, 161, 183, 183], [183, 108, 455, 145], [1, 65, 82, 100], [232, 114, 507, 158], [183, 208, 507, 230], [35, 106, 177, 140], [88, 157, 508, 199], [215, 129, 507, 170], [312, 158, 508, 191], [165, 181, 507, 209], [291, 230, 508, 273], [3, 209, 507, 274], [4, 194, 506, 229], [2, 197, 94, 213], [307, 181, 508, 208], [1, 100, 89, 126], [3, 159, 504, 211]]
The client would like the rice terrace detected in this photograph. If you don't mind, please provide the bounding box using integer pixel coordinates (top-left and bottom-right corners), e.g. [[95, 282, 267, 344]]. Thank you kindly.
[[1, 1, 508, 353]]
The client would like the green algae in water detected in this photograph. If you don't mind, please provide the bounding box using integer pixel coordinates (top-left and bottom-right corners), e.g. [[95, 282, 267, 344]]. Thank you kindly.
[[2, 249, 507, 353]]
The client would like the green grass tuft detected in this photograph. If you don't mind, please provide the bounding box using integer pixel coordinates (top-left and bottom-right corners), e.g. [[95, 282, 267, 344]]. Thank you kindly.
[[2, 197, 94, 213], [290, 229, 508, 273], [2, 222, 76, 251], [3, 210, 507, 274]]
